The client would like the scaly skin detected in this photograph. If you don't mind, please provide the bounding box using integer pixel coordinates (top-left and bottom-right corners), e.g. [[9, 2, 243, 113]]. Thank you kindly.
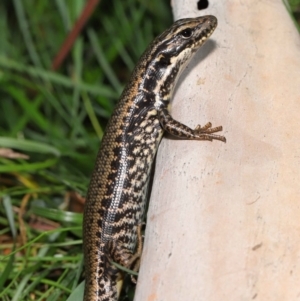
[[83, 15, 225, 301]]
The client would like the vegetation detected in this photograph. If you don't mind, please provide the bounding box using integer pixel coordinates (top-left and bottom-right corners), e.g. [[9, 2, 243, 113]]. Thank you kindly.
[[0, 1, 172, 300]]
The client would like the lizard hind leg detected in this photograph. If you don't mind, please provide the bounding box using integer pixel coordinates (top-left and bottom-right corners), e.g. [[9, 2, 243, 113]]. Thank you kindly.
[[129, 224, 144, 283], [105, 224, 144, 282]]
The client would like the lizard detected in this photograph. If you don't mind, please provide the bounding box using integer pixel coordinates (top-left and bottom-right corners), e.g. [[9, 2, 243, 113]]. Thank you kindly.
[[83, 15, 225, 301]]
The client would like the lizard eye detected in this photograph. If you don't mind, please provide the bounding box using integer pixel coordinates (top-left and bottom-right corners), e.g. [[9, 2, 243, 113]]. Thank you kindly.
[[179, 28, 193, 38]]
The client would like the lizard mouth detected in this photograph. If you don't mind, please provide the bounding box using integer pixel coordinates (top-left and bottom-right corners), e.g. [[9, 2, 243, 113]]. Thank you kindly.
[[194, 15, 218, 49]]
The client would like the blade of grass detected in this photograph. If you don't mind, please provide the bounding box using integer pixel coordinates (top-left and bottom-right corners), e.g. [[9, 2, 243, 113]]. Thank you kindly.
[[0, 56, 118, 98], [0, 158, 58, 173], [88, 28, 122, 93], [82, 91, 103, 139], [2, 226, 81, 260], [66, 280, 84, 301], [101, 17, 135, 71], [11, 274, 32, 301], [70, 32, 84, 139], [31, 206, 82, 224], [0, 138, 60, 156], [3, 92, 44, 136], [55, 0, 72, 32], [0, 196, 16, 292], [12, 0, 42, 67], [4, 86, 52, 132], [2, 195, 17, 238]]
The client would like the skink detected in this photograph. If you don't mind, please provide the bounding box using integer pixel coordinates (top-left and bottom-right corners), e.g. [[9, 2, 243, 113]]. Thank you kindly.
[[83, 15, 225, 301]]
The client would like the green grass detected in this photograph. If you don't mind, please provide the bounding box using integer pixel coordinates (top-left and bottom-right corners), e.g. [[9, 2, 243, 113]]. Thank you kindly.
[[0, 0, 172, 300], [286, 0, 300, 30]]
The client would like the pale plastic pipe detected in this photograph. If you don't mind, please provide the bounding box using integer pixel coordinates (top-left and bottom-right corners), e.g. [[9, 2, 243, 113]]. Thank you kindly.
[[134, 1, 300, 300]]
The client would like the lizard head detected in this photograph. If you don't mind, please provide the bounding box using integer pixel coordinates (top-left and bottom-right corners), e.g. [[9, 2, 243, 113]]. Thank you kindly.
[[139, 15, 218, 105], [155, 15, 217, 63]]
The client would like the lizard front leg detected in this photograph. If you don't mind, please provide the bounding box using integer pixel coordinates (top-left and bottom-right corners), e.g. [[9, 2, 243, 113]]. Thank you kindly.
[[159, 108, 226, 142]]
